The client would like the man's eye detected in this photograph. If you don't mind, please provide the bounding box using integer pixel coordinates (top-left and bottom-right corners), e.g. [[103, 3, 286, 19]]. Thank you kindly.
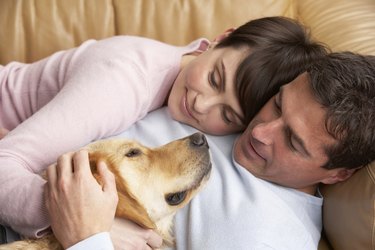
[[289, 137, 296, 151], [208, 71, 219, 89], [286, 128, 297, 152]]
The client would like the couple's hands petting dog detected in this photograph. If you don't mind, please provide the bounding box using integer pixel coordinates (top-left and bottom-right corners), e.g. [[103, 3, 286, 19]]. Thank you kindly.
[[2, 132, 211, 250], [46, 151, 162, 250], [45, 150, 120, 249]]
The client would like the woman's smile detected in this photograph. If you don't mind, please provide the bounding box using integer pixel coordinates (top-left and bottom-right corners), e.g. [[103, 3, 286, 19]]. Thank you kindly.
[[182, 89, 198, 122]]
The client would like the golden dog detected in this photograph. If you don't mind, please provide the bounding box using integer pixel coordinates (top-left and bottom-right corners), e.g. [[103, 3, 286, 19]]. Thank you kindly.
[[1, 132, 211, 250]]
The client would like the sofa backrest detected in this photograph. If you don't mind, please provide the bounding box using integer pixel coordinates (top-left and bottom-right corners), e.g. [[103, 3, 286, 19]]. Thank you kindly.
[[0, 0, 296, 64]]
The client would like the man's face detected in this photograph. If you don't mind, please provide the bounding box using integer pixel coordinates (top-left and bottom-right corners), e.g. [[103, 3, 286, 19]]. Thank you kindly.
[[233, 73, 341, 193]]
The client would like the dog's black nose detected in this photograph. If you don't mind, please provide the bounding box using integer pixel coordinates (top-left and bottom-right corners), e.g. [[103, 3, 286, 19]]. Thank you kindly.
[[189, 132, 208, 148]]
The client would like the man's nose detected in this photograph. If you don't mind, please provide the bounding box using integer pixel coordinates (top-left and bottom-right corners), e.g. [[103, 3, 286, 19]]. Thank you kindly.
[[251, 118, 283, 146], [194, 94, 220, 114]]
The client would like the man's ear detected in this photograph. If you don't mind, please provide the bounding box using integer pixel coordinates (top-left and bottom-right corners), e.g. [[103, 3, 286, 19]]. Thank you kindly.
[[211, 28, 236, 46], [321, 168, 358, 185]]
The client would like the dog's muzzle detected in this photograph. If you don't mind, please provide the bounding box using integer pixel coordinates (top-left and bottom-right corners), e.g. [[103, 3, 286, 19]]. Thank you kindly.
[[189, 132, 209, 149]]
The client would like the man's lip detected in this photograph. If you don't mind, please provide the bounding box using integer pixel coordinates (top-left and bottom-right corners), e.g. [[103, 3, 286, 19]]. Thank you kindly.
[[241, 131, 265, 161], [249, 138, 265, 160]]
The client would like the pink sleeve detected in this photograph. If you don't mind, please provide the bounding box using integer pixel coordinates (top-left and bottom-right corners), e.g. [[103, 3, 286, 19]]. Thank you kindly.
[[0, 57, 153, 237], [0, 36, 190, 237]]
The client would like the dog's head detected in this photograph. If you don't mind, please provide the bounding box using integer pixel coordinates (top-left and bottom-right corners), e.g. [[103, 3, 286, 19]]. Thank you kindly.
[[85, 133, 211, 245]]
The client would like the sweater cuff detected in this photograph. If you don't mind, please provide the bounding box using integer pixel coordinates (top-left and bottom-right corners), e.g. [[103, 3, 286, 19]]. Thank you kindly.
[[67, 232, 114, 250]]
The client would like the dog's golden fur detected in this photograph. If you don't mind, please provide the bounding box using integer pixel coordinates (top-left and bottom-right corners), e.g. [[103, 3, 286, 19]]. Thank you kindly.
[[1, 133, 211, 250]]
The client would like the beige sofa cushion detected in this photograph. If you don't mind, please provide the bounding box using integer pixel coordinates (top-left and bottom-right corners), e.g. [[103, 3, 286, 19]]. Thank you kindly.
[[320, 163, 375, 250], [112, 0, 296, 45], [0, 0, 116, 64], [0, 0, 296, 64], [298, 0, 375, 55]]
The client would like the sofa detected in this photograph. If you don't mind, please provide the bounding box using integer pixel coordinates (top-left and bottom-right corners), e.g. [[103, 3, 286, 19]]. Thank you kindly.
[[1, 0, 374, 249]]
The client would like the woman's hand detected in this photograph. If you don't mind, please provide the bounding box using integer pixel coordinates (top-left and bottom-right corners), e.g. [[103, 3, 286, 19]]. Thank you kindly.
[[110, 218, 163, 250], [0, 128, 9, 139], [44, 150, 118, 249]]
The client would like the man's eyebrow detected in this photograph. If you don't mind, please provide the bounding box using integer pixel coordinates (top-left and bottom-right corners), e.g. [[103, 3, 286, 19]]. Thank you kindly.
[[280, 87, 311, 158]]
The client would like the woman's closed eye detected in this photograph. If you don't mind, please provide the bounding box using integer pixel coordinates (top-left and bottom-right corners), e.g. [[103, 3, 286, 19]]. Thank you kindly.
[[273, 96, 281, 116], [208, 70, 220, 90]]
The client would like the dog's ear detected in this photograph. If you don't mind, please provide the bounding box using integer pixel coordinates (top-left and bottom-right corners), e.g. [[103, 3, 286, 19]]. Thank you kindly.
[[88, 152, 112, 178], [88, 152, 102, 174], [116, 192, 156, 229], [88, 155, 104, 186], [89, 151, 156, 229]]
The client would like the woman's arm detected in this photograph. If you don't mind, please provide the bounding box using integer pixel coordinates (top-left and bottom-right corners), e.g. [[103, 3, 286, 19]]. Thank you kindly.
[[0, 128, 8, 139], [0, 36, 178, 237], [0, 39, 149, 237]]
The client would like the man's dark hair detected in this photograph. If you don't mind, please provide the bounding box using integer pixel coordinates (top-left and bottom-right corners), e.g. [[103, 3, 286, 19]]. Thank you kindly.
[[307, 52, 375, 169], [217, 16, 329, 125]]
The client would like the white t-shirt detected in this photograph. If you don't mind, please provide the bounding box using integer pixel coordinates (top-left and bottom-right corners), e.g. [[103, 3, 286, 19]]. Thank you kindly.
[[70, 107, 323, 250]]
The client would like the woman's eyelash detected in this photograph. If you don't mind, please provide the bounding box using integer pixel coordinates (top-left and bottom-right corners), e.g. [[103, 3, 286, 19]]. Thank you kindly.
[[274, 99, 281, 115], [209, 71, 219, 89]]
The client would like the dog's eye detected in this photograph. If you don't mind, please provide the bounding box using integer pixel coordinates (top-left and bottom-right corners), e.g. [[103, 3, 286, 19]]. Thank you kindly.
[[125, 148, 141, 158], [165, 191, 187, 206]]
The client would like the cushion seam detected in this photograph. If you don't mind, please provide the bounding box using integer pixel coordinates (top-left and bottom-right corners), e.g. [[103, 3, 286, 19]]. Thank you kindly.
[[372, 200, 375, 248], [366, 165, 375, 183]]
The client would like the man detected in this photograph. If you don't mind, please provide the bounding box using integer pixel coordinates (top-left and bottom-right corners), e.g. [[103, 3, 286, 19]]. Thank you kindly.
[[45, 52, 375, 249]]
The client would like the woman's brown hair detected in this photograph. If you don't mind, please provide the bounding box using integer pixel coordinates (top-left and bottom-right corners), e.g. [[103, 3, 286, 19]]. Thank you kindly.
[[217, 16, 329, 125]]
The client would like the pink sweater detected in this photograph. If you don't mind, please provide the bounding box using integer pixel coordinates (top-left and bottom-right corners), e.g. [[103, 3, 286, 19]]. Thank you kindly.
[[0, 36, 208, 237]]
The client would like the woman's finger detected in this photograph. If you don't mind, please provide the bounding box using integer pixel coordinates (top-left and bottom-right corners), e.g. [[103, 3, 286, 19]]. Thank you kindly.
[[73, 150, 91, 176], [46, 163, 58, 189], [0, 128, 9, 139], [56, 152, 74, 180]]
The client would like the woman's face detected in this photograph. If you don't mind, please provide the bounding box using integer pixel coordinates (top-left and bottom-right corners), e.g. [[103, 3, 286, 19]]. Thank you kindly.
[[168, 46, 248, 135]]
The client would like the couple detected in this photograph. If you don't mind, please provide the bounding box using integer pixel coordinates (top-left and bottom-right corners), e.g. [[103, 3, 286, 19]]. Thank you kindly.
[[0, 16, 374, 249], [46, 51, 375, 249]]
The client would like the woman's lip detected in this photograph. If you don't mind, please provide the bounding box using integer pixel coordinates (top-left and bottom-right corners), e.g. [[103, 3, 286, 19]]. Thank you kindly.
[[184, 97, 193, 118], [182, 90, 198, 122]]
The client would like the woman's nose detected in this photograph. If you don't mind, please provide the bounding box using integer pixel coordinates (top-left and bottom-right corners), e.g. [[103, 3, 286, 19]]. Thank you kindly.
[[251, 118, 283, 146], [193, 94, 220, 114]]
